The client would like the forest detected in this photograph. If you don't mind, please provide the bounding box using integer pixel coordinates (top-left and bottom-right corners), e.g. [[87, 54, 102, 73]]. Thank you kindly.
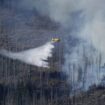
[[0, 0, 105, 105]]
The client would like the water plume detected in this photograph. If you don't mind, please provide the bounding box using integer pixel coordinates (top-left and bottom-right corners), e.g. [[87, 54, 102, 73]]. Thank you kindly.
[[0, 42, 54, 68]]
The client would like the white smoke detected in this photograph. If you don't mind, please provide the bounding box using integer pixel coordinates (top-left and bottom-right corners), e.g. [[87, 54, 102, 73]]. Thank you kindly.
[[64, 42, 105, 91], [11, 0, 105, 90], [79, 15, 105, 61], [0, 42, 54, 68], [20, 0, 105, 55]]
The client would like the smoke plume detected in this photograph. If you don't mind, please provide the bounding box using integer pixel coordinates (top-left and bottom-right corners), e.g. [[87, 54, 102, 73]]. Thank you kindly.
[[2, 0, 105, 90], [20, 0, 105, 55], [0, 42, 54, 68]]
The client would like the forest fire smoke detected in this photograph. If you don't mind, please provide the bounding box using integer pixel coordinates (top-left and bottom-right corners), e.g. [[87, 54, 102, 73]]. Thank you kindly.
[[24, 0, 105, 90], [1, 0, 105, 91]]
